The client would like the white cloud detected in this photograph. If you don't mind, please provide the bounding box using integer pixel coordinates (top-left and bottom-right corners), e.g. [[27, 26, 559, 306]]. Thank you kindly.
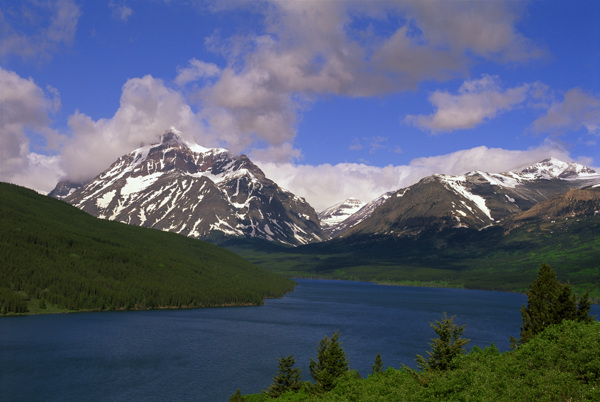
[[0, 0, 81, 61], [405, 75, 531, 133], [61, 75, 212, 182], [403, 0, 545, 62], [532, 88, 600, 135], [349, 137, 389, 154], [258, 143, 571, 212], [0, 68, 64, 192], [175, 59, 221, 87], [109, 1, 133, 22], [181, 0, 543, 162]]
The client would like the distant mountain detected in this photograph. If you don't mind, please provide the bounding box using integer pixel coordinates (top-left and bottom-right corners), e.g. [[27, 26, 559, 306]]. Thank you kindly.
[[319, 193, 393, 238], [51, 130, 327, 246], [339, 158, 600, 238], [318, 198, 365, 237]]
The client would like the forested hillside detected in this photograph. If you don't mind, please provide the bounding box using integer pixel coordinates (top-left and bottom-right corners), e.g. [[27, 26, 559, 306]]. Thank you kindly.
[[223, 214, 600, 301], [0, 183, 295, 315]]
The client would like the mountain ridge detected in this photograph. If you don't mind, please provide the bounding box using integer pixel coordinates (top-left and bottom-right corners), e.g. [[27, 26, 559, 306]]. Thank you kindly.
[[51, 130, 327, 246], [330, 158, 600, 238]]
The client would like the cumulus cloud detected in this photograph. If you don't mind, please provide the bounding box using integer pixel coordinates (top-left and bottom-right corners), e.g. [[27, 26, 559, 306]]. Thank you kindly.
[[61, 75, 211, 182], [0, 68, 65, 192], [532, 88, 600, 135], [402, 0, 544, 62], [0, 0, 81, 61], [258, 142, 570, 211], [405, 75, 531, 133], [181, 0, 543, 162], [175, 59, 220, 87]]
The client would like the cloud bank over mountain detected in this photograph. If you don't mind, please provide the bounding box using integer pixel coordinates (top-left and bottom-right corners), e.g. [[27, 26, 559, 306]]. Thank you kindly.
[[1, 0, 598, 210]]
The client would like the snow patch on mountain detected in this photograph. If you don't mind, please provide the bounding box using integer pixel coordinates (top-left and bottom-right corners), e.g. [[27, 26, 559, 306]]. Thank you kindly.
[[96, 190, 116, 209], [438, 175, 493, 220], [121, 172, 163, 196]]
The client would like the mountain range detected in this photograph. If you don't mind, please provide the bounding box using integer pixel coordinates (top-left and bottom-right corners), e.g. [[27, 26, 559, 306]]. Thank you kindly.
[[51, 130, 600, 246], [332, 158, 600, 238]]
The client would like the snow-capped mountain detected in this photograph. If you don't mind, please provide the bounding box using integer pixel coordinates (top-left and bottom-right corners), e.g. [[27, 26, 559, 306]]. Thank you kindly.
[[337, 158, 600, 238], [518, 157, 598, 179], [51, 130, 327, 245], [319, 193, 393, 238], [318, 198, 365, 236]]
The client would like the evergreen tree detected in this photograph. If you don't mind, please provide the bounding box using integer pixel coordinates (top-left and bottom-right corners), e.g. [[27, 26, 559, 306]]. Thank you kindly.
[[371, 353, 384, 375], [265, 354, 302, 397], [229, 389, 244, 402], [309, 331, 349, 393], [513, 263, 593, 347], [416, 312, 470, 371]]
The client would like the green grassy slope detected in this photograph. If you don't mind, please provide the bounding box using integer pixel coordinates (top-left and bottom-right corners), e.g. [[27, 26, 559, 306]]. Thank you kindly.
[[0, 183, 295, 315], [223, 216, 600, 300]]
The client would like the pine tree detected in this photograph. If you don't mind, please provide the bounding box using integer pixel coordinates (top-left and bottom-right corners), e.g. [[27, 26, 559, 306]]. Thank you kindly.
[[513, 263, 593, 347], [416, 312, 470, 371], [371, 353, 384, 375], [309, 331, 349, 393], [576, 291, 593, 323], [229, 389, 244, 402], [265, 354, 302, 397]]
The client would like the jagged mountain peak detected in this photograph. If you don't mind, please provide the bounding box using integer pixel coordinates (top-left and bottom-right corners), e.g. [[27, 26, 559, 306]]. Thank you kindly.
[[51, 129, 327, 246], [160, 128, 185, 145], [516, 158, 597, 179]]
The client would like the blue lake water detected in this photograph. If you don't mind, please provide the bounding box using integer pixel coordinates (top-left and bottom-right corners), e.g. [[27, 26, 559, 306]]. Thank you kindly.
[[1, 279, 598, 401]]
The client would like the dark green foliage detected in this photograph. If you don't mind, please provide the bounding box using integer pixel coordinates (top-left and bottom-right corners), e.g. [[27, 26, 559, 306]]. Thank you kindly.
[[244, 321, 600, 401], [0, 288, 28, 314], [514, 263, 593, 346], [309, 331, 349, 393], [265, 354, 302, 397], [229, 389, 245, 402], [371, 353, 383, 375], [415, 312, 470, 371], [224, 218, 600, 301], [0, 183, 295, 314]]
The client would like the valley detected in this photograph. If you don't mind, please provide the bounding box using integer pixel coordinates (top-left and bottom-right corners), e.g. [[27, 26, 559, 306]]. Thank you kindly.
[[3, 130, 599, 314]]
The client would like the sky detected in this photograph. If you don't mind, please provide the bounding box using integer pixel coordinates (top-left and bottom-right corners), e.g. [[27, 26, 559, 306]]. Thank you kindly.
[[1, 0, 599, 211]]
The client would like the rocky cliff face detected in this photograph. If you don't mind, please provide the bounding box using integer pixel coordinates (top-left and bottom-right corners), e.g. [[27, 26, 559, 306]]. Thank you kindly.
[[51, 130, 327, 245]]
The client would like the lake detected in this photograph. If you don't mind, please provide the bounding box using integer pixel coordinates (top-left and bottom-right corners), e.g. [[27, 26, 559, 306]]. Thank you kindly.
[[1, 279, 598, 401]]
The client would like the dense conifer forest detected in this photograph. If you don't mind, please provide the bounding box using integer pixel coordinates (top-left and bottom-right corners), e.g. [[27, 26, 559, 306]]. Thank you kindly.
[[0, 183, 295, 315]]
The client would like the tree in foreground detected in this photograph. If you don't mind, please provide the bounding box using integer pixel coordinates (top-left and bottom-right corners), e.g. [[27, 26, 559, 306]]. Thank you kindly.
[[511, 263, 593, 348], [309, 331, 349, 393], [416, 312, 470, 371], [372, 353, 384, 375], [265, 354, 302, 398]]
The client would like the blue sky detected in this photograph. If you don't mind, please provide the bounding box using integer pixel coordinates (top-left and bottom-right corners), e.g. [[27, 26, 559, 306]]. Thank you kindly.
[[1, 0, 599, 210]]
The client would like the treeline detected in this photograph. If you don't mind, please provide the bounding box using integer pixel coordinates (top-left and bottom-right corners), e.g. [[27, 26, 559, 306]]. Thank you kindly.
[[228, 217, 600, 301], [0, 183, 295, 315], [234, 264, 598, 400]]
